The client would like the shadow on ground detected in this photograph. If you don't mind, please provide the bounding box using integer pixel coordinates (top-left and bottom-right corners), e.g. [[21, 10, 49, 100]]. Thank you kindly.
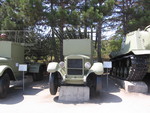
[[0, 75, 49, 105], [143, 73, 150, 94], [0, 87, 24, 104], [23, 77, 49, 95]]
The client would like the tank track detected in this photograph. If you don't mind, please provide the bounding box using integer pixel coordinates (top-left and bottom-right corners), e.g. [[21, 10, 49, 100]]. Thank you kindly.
[[111, 55, 149, 81]]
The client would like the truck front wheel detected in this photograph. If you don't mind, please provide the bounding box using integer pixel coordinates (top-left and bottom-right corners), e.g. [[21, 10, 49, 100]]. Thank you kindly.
[[49, 73, 58, 95], [0, 73, 10, 98], [87, 74, 102, 98], [96, 76, 102, 94]]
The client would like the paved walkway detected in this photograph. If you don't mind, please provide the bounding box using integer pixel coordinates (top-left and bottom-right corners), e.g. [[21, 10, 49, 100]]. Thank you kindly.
[[0, 76, 150, 113]]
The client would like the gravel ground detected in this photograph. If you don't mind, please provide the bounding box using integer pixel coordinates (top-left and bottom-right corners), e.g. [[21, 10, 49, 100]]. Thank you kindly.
[[0, 76, 150, 113]]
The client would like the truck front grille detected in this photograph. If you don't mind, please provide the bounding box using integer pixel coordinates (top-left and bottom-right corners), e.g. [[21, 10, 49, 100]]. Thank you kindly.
[[67, 59, 83, 75]]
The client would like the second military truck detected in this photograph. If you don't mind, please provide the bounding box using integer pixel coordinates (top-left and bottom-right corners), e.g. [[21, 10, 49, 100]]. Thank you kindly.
[[47, 39, 104, 96], [0, 41, 45, 98]]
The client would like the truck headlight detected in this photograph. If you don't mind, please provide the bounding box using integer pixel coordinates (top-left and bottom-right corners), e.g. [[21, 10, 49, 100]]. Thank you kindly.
[[85, 62, 91, 69], [59, 61, 65, 68]]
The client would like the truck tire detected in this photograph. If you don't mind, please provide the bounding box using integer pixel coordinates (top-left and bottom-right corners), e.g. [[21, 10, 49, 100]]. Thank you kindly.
[[87, 74, 102, 98], [87, 74, 97, 98], [32, 73, 42, 81], [90, 85, 96, 98], [32, 66, 44, 81], [0, 73, 10, 98], [32, 73, 38, 81], [96, 76, 102, 94], [49, 73, 58, 95]]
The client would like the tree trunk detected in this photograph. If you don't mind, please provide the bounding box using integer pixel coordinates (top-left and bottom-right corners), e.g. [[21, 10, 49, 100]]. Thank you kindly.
[[96, 22, 102, 62], [59, 25, 64, 61], [59, 40, 64, 61], [91, 25, 93, 40], [122, 0, 127, 35], [51, 0, 59, 62], [84, 26, 87, 38], [84, 0, 87, 38], [52, 27, 59, 61]]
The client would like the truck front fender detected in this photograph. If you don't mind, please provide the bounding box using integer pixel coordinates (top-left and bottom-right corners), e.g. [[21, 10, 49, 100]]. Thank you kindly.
[[88, 62, 104, 75], [47, 62, 59, 73], [0, 65, 13, 77]]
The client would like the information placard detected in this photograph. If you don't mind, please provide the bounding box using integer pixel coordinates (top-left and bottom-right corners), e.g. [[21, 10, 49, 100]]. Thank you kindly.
[[103, 61, 112, 68], [19, 64, 27, 71]]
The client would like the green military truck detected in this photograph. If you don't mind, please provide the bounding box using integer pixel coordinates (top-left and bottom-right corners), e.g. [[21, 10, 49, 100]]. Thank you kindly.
[[47, 39, 104, 96], [0, 41, 45, 98]]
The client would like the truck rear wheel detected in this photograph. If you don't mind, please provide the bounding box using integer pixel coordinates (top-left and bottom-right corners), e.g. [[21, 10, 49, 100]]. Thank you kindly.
[[49, 73, 58, 95], [32, 66, 44, 81], [32, 73, 43, 81], [0, 73, 10, 98]]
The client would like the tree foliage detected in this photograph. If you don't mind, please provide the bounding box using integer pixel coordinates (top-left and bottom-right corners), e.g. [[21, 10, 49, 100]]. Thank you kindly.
[[0, 0, 149, 61], [0, 0, 43, 30], [114, 0, 150, 35]]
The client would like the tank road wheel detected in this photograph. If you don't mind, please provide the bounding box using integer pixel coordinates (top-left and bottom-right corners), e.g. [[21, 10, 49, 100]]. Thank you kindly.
[[116, 67, 119, 77], [120, 67, 124, 78], [49, 73, 58, 95], [126, 58, 132, 80], [116, 61, 119, 77], [124, 67, 128, 79], [0, 73, 10, 98], [111, 67, 116, 77], [126, 58, 131, 67], [119, 61, 125, 78], [111, 61, 116, 76]]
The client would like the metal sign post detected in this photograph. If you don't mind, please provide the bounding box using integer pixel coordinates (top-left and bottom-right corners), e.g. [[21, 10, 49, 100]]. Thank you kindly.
[[18, 64, 27, 91], [103, 61, 112, 89]]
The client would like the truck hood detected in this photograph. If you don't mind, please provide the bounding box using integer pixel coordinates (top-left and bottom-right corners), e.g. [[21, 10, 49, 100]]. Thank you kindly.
[[65, 55, 90, 59], [0, 57, 9, 61]]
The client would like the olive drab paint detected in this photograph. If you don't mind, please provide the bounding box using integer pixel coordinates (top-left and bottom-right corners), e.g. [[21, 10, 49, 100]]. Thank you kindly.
[[47, 39, 104, 95], [0, 41, 24, 79]]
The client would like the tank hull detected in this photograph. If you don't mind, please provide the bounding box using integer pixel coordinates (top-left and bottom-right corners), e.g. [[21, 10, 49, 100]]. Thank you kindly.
[[111, 53, 149, 81]]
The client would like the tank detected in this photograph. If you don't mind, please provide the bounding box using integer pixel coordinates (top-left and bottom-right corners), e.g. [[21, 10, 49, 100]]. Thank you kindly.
[[47, 39, 104, 96], [110, 25, 150, 81]]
